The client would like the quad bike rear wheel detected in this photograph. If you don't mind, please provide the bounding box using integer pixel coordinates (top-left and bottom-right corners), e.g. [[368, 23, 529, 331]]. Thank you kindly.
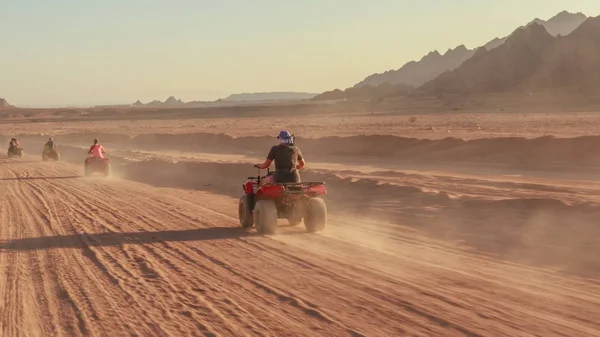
[[8, 149, 22, 158], [304, 198, 327, 233], [238, 195, 254, 228], [287, 205, 304, 226], [253, 199, 278, 235], [46, 149, 60, 161]]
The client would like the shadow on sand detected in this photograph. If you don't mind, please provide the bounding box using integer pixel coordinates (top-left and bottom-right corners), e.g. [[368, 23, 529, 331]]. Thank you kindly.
[[0, 226, 305, 251], [0, 175, 82, 181], [0, 160, 43, 164]]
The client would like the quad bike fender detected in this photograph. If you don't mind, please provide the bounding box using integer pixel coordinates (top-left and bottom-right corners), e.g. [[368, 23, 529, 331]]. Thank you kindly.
[[256, 185, 284, 199], [305, 183, 327, 197], [256, 183, 327, 199], [85, 157, 110, 164], [243, 181, 256, 194]]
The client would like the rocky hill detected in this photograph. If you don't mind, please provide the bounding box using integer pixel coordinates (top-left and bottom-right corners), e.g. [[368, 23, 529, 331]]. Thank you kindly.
[[529, 15, 600, 92], [220, 92, 317, 102], [483, 10, 587, 50], [313, 83, 413, 101], [354, 11, 588, 89], [0, 97, 12, 108], [419, 15, 600, 95], [130, 92, 317, 108], [131, 96, 193, 108], [356, 45, 476, 88]]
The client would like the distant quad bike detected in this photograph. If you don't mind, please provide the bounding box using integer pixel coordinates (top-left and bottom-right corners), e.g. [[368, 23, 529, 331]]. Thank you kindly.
[[42, 146, 60, 161], [84, 156, 111, 177], [238, 167, 328, 235], [7, 145, 23, 158]]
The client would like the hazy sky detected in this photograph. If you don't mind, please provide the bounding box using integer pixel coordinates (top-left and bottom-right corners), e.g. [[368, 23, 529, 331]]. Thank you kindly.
[[1, 1, 599, 107]]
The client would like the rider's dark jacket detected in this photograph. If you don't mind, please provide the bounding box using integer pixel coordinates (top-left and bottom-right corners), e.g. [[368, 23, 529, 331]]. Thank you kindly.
[[266, 144, 303, 183]]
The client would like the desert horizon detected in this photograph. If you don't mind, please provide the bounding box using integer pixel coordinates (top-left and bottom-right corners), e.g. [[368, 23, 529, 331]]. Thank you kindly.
[[2, 9, 599, 108], [2, 3, 600, 337]]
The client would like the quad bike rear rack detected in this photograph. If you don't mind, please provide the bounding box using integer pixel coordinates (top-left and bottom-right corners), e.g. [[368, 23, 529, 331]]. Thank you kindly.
[[277, 182, 326, 194], [245, 167, 327, 197]]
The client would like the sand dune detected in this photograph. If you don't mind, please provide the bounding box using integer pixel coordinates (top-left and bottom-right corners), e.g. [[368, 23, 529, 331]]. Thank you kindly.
[[13, 137, 600, 278], [2, 111, 600, 336], [12, 132, 600, 172], [1, 150, 600, 336]]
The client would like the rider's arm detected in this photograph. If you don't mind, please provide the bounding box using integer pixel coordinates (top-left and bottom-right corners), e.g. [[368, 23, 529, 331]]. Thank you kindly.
[[256, 159, 272, 169], [100, 145, 106, 153], [256, 146, 277, 169], [296, 148, 305, 170]]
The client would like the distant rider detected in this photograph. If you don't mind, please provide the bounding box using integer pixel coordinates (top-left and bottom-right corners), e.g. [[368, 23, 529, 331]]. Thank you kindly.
[[88, 138, 106, 159], [45, 137, 56, 150], [9, 138, 19, 148], [255, 130, 305, 183]]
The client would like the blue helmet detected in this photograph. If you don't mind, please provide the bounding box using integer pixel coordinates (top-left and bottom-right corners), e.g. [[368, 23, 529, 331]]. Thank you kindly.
[[277, 130, 292, 139]]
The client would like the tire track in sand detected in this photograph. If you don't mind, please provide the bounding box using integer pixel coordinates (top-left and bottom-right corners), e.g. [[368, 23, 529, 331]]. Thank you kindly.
[[2, 159, 600, 336], [46, 162, 600, 336], [45, 166, 365, 337]]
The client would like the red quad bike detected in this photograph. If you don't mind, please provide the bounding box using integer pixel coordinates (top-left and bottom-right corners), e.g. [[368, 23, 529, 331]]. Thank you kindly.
[[84, 156, 111, 177], [238, 167, 328, 235]]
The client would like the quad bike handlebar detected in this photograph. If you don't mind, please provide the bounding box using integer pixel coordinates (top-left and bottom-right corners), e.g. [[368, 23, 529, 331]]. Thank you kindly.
[[248, 165, 270, 180], [253, 164, 269, 171]]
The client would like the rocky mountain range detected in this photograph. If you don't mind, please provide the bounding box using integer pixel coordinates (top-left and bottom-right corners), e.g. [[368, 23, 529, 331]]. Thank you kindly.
[[221, 92, 317, 102], [132, 96, 187, 108], [420, 15, 600, 95], [130, 92, 317, 108], [312, 83, 413, 101], [353, 10, 588, 89]]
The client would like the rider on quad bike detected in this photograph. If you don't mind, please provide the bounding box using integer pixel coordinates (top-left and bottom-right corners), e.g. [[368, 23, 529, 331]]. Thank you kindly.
[[88, 138, 106, 159], [254, 130, 305, 185], [241, 130, 326, 235], [44, 137, 56, 150], [9, 138, 19, 148]]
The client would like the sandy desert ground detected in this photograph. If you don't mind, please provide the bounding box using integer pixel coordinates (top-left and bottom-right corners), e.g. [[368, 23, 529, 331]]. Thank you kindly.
[[2, 110, 600, 336]]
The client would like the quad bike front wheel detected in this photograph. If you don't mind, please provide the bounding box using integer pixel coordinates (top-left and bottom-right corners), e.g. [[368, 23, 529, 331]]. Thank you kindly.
[[304, 198, 327, 233], [238, 195, 254, 228], [253, 199, 278, 235]]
